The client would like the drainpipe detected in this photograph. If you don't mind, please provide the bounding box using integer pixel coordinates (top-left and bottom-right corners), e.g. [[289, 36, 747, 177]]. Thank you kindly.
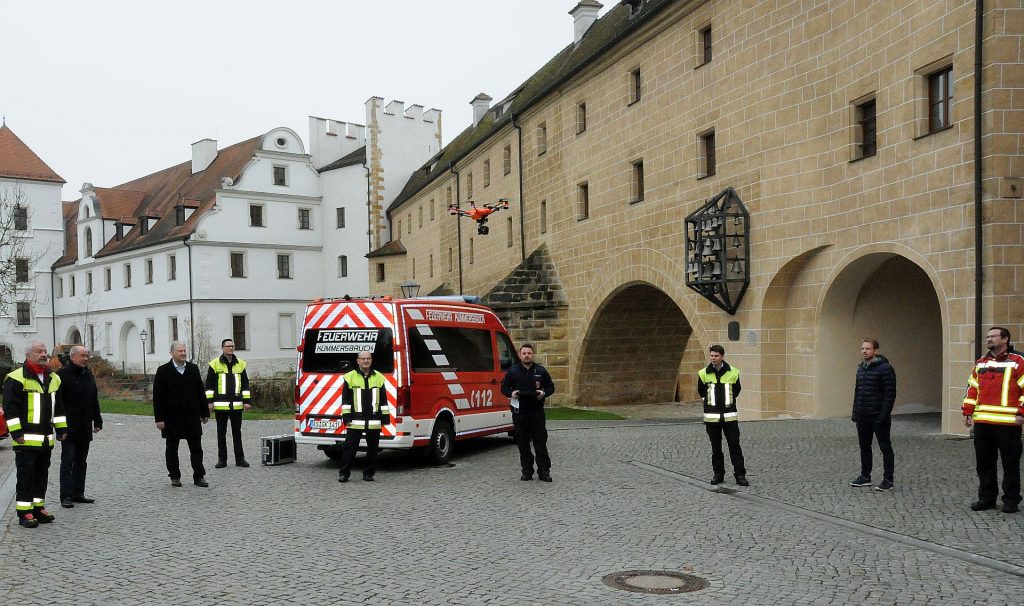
[[450, 163, 463, 294], [364, 162, 373, 253], [973, 0, 984, 359], [50, 268, 57, 346], [183, 237, 195, 358], [510, 114, 527, 263]]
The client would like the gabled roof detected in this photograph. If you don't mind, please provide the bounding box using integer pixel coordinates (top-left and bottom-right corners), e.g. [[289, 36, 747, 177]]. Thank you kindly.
[[0, 124, 65, 183], [388, 0, 674, 214], [319, 146, 366, 173], [53, 135, 262, 268]]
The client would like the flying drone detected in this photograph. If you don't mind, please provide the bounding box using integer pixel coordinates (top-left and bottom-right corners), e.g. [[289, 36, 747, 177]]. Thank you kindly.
[[448, 198, 510, 235]]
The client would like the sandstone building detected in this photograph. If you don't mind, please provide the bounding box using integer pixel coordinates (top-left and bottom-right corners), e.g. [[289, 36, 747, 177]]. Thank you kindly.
[[375, 0, 1023, 433]]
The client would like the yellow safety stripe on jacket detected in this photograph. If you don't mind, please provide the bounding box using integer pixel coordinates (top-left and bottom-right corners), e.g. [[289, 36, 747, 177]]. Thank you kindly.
[[5, 368, 61, 439], [209, 357, 248, 410], [973, 404, 1020, 425], [13, 433, 56, 448]]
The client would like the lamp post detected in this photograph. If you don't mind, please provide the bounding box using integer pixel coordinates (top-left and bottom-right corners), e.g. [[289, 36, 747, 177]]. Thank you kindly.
[[139, 328, 148, 400], [400, 280, 421, 299]]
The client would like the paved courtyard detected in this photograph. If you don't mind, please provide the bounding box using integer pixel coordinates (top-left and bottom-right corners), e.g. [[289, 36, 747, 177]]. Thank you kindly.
[[0, 413, 1022, 605]]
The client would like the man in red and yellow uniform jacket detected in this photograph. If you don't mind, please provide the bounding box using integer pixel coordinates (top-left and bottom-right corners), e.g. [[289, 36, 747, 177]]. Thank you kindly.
[[2, 342, 67, 528], [962, 327, 1024, 513]]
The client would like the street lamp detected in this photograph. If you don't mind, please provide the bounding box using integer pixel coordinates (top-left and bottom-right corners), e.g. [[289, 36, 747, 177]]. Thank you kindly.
[[139, 328, 148, 400], [400, 280, 421, 299]]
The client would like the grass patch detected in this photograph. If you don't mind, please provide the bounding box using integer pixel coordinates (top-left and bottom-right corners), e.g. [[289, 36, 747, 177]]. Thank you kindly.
[[545, 407, 623, 420], [100, 399, 293, 420]]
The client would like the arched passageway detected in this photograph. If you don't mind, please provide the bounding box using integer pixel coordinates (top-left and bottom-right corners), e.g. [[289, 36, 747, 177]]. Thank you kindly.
[[67, 327, 82, 345], [120, 322, 141, 371], [576, 283, 702, 405], [817, 255, 943, 419]]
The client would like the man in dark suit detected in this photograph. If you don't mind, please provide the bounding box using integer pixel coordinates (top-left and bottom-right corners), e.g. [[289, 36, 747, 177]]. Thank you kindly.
[[153, 341, 209, 487], [57, 345, 103, 508]]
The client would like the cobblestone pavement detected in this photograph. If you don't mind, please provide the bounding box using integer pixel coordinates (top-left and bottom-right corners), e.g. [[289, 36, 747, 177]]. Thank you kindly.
[[0, 413, 1022, 605]]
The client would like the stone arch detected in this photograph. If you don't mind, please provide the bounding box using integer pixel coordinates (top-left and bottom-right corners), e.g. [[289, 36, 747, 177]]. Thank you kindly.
[[759, 246, 831, 417], [572, 249, 710, 406], [0, 343, 13, 363], [66, 326, 83, 346], [816, 244, 947, 424]]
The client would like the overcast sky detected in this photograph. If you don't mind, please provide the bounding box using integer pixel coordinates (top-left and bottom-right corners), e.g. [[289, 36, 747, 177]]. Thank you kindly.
[[2, 0, 612, 200]]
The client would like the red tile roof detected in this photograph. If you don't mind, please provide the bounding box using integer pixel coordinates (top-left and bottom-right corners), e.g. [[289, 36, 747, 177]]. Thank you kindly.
[[0, 125, 65, 183], [54, 135, 262, 267]]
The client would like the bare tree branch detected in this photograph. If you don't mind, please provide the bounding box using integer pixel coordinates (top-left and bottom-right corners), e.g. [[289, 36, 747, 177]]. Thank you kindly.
[[0, 185, 47, 329]]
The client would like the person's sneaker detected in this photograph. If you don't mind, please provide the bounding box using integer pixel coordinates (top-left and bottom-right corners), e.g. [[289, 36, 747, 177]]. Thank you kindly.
[[194, 477, 209, 487], [35, 509, 54, 523], [170, 478, 182, 487], [735, 475, 749, 487], [362, 475, 374, 482], [849, 476, 872, 487], [19, 514, 38, 529], [874, 480, 894, 492], [970, 500, 996, 511], [61, 498, 74, 509], [710, 475, 725, 485], [236, 460, 250, 468], [214, 461, 227, 469], [71, 496, 95, 504], [1002, 503, 1019, 514]]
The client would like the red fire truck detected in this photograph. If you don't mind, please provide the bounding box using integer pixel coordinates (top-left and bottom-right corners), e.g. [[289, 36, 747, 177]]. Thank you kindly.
[[294, 296, 518, 463]]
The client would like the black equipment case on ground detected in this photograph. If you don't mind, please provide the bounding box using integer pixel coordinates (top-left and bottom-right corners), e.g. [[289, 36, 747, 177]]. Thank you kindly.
[[261, 434, 297, 465]]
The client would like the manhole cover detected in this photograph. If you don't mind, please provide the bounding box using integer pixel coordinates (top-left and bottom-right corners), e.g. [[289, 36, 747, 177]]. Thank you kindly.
[[601, 570, 709, 594]]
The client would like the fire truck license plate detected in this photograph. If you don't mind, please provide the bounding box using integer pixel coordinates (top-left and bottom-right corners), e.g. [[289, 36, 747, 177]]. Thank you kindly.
[[308, 418, 342, 431]]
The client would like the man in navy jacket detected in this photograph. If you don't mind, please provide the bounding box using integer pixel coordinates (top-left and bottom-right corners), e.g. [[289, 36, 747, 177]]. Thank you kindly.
[[501, 343, 556, 482], [850, 339, 897, 491]]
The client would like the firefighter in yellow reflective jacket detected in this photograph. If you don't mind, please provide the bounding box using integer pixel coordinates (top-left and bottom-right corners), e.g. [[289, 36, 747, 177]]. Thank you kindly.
[[697, 344, 748, 487], [204, 339, 251, 468], [1, 341, 68, 529], [338, 351, 389, 483]]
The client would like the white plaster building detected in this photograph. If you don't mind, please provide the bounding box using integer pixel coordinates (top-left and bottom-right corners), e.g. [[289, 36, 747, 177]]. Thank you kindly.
[[0, 124, 65, 361], [52, 99, 441, 373]]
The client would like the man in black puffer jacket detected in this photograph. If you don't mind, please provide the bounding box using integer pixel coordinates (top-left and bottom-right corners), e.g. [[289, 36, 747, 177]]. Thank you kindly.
[[850, 339, 897, 491]]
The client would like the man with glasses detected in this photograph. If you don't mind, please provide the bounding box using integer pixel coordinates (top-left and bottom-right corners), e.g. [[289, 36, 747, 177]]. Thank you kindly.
[[205, 339, 252, 468]]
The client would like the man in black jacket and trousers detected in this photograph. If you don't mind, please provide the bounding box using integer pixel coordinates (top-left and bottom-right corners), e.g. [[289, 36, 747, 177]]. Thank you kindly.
[[57, 345, 103, 508], [501, 343, 556, 482], [153, 341, 210, 487], [850, 339, 897, 491]]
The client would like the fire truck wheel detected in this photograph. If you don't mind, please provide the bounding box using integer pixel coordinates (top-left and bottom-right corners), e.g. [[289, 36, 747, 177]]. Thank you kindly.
[[323, 447, 345, 461], [428, 418, 455, 464]]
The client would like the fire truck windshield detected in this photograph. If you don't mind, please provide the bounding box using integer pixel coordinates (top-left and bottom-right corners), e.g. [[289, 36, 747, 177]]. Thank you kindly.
[[302, 328, 395, 373]]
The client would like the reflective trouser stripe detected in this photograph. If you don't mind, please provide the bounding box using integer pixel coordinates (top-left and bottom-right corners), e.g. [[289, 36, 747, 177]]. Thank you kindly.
[[349, 420, 367, 429], [32, 498, 44, 507], [15, 501, 32, 512], [213, 402, 244, 411], [703, 413, 721, 422], [367, 420, 382, 429], [722, 411, 738, 420]]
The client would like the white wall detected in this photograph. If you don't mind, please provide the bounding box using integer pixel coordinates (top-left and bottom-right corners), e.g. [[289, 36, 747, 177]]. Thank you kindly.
[[0, 177, 64, 358]]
